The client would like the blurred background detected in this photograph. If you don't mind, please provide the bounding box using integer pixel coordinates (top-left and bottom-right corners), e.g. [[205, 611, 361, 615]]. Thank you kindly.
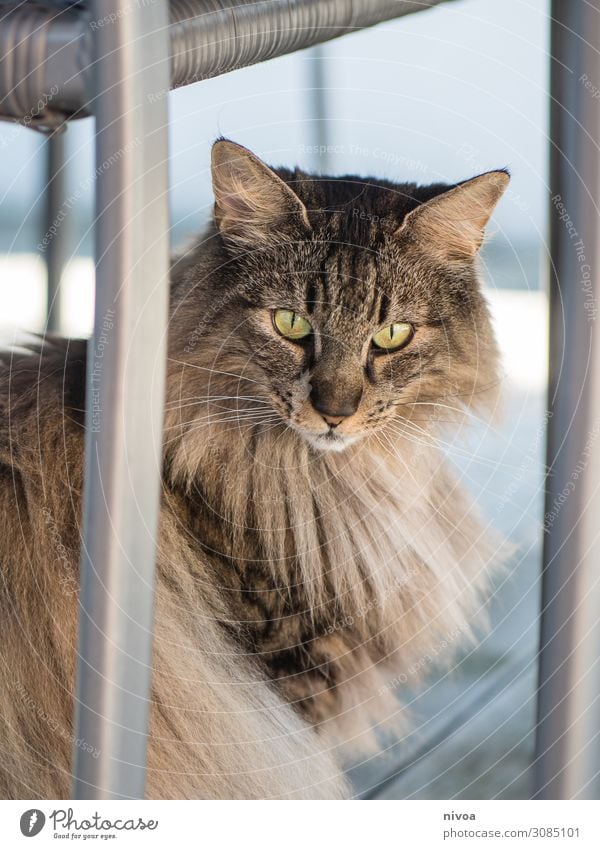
[[0, 0, 550, 798]]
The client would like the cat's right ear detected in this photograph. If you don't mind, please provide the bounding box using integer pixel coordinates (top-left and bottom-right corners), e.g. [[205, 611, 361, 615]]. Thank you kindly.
[[211, 139, 311, 249]]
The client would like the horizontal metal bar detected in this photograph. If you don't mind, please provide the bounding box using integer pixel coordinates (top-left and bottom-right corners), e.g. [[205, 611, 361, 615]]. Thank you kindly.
[[0, 3, 89, 126], [0, 0, 451, 125]]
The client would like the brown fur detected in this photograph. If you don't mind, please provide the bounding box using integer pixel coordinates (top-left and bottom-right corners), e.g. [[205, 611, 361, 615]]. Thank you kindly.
[[0, 140, 509, 799]]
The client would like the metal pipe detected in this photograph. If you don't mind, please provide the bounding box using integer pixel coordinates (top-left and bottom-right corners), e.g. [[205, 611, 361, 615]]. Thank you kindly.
[[308, 45, 331, 172], [535, 0, 600, 800], [0, 3, 89, 124], [0, 0, 451, 125], [45, 129, 69, 334], [72, 0, 171, 799], [168, 0, 443, 88]]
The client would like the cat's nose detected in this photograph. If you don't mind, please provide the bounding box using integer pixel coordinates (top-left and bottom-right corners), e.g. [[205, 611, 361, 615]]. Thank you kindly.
[[309, 355, 363, 425], [311, 396, 358, 427], [321, 413, 345, 428]]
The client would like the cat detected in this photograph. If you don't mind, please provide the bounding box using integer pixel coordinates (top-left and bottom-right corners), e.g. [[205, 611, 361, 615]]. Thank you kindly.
[[0, 139, 509, 799]]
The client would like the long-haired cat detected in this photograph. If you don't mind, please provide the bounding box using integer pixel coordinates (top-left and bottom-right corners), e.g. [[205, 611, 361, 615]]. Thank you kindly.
[[0, 139, 508, 799]]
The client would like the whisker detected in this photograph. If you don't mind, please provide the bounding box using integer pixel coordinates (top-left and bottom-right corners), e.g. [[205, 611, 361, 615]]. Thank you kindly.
[[168, 358, 269, 390], [386, 419, 519, 473], [392, 374, 507, 409], [403, 418, 482, 427], [164, 412, 278, 432], [163, 415, 281, 447], [164, 407, 278, 428], [165, 404, 275, 421], [401, 400, 503, 437], [164, 395, 271, 410]]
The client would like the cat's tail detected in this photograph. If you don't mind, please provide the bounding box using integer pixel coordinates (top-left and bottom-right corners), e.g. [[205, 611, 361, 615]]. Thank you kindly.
[[147, 580, 348, 799]]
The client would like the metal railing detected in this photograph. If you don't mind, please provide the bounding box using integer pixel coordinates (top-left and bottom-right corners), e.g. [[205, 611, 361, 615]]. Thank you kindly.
[[70, 0, 171, 800], [0, 1, 450, 125], [535, 0, 600, 801]]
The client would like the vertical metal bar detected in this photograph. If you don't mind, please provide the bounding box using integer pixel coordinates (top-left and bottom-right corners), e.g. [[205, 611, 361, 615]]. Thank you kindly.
[[72, 0, 171, 799], [308, 45, 330, 172], [45, 130, 69, 334], [535, 0, 600, 800]]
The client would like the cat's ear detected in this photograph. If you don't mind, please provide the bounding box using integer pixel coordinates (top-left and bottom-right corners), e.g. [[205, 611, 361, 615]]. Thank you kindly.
[[211, 139, 311, 248], [395, 170, 510, 261]]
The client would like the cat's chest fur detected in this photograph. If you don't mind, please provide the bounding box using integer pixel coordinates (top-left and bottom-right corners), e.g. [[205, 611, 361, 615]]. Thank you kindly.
[[169, 467, 362, 722], [167, 422, 497, 729]]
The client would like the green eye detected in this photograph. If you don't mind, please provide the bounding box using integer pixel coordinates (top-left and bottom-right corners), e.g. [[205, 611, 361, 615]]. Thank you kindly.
[[273, 309, 312, 342], [372, 322, 414, 351]]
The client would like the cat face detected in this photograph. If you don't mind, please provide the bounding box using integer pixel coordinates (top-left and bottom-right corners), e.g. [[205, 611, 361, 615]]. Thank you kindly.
[[202, 140, 508, 453]]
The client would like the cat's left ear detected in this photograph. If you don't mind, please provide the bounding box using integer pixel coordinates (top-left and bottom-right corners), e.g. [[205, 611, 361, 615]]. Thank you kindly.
[[211, 139, 311, 248], [395, 170, 510, 261]]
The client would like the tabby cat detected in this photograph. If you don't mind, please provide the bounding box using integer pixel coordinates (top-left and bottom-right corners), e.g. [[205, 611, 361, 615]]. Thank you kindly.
[[0, 139, 508, 799]]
